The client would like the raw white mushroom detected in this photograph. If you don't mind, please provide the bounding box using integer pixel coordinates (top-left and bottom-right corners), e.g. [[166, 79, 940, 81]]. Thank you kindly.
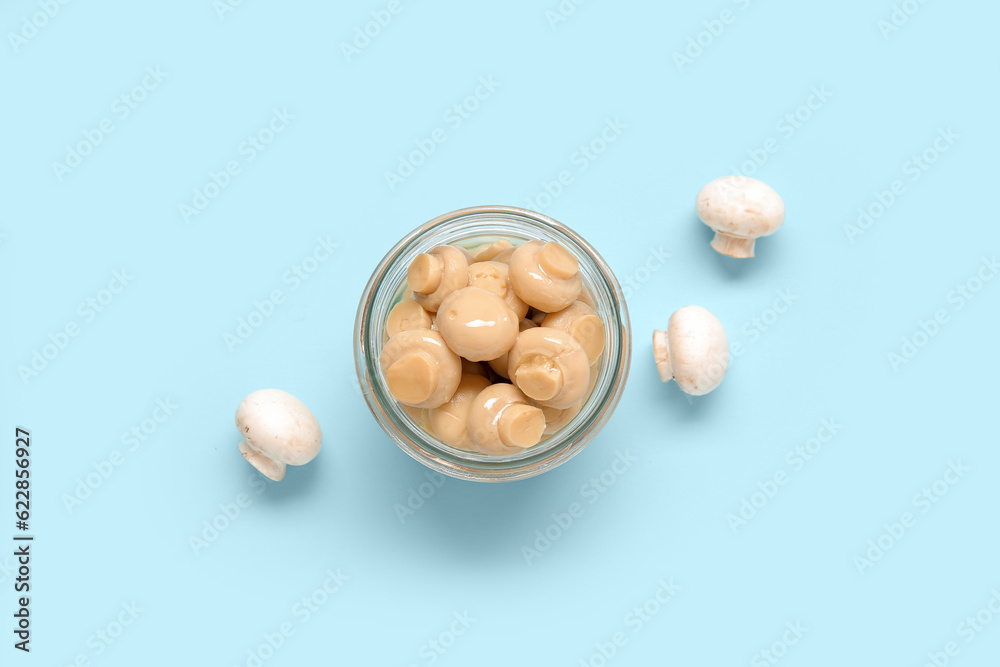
[[697, 176, 785, 258], [236, 389, 322, 481], [653, 306, 729, 396]]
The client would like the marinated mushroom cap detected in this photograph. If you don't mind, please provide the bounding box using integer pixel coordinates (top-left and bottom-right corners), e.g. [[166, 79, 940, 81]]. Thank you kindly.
[[535, 357, 599, 434], [471, 239, 513, 262], [487, 318, 538, 379], [468, 260, 529, 320], [462, 358, 490, 378], [538, 401, 583, 435], [401, 404, 432, 432], [653, 305, 729, 396], [436, 286, 519, 362], [380, 329, 462, 408], [408, 245, 469, 312], [541, 301, 605, 366], [508, 240, 582, 312], [697, 175, 785, 258], [490, 245, 516, 265], [467, 383, 546, 456], [428, 373, 492, 450], [385, 298, 433, 338], [528, 307, 547, 326], [236, 388, 322, 482], [507, 327, 590, 409]]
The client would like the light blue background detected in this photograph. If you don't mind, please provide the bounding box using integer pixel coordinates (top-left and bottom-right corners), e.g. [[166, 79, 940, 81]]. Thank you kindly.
[[4, 1, 999, 665]]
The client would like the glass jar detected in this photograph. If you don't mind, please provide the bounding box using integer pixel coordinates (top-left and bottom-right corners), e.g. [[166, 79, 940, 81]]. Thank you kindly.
[[354, 205, 631, 482]]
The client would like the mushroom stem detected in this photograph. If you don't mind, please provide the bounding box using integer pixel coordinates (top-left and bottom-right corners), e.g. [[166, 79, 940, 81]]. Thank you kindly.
[[407, 253, 444, 294], [539, 242, 578, 279], [238, 439, 286, 481], [652, 329, 674, 383], [710, 232, 756, 258], [497, 404, 546, 449]]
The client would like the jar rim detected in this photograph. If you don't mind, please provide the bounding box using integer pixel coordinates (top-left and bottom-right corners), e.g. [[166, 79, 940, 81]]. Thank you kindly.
[[353, 205, 632, 482]]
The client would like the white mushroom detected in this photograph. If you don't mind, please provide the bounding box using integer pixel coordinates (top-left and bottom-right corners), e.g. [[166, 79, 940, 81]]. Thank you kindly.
[[467, 383, 546, 456], [408, 245, 469, 312], [697, 176, 785, 258], [507, 327, 590, 409], [236, 389, 322, 482], [653, 306, 729, 396], [379, 329, 463, 408], [508, 240, 582, 312]]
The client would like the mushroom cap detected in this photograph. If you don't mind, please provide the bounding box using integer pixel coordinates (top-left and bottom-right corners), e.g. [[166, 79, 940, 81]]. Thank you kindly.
[[508, 240, 582, 312], [428, 373, 492, 450], [537, 400, 583, 436], [541, 300, 606, 365], [528, 307, 548, 326], [436, 286, 519, 362], [487, 318, 538, 379], [490, 246, 516, 264], [468, 260, 530, 319], [401, 404, 432, 432], [507, 326, 590, 409], [385, 298, 434, 338], [467, 383, 546, 456], [462, 358, 490, 378], [380, 329, 463, 408], [409, 245, 470, 312], [471, 239, 513, 262], [654, 305, 729, 396], [235, 389, 322, 466], [535, 361, 599, 434], [696, 176, 785, 240]]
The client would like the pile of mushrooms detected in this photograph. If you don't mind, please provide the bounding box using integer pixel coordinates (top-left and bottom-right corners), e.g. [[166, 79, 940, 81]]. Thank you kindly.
[[379, 238, 606, 456]]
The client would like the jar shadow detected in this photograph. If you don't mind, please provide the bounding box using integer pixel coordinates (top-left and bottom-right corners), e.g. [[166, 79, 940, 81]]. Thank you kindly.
[[387, 452, 580, 565]]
